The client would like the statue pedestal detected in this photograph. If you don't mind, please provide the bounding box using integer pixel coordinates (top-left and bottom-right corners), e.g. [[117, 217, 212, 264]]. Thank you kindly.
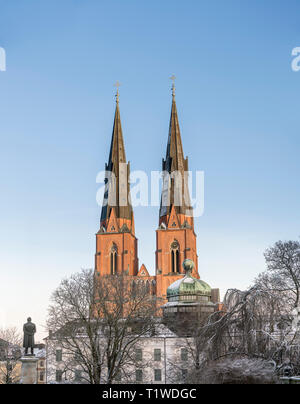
[[20, 356, 38, 384]]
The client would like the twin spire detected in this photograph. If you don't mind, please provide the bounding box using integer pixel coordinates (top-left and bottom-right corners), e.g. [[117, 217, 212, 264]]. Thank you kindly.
[[101, 77, 192, 226]]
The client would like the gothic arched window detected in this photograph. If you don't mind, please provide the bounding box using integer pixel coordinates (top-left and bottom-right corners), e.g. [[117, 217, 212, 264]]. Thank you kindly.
[[151, 280, 156, 295], [110, 244, 118, 275], [146, 280, 150, 294], [170, 240, 180, 274], [132, 281, 136, 298]]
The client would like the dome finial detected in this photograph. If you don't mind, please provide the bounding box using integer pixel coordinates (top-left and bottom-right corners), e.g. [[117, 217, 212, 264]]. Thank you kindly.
[[182, 259, 194, 276]]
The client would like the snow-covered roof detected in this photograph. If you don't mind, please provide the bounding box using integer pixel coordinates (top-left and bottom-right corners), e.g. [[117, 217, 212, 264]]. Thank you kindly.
[[34, 348, 46, 358], [167, 274, 212, 299]]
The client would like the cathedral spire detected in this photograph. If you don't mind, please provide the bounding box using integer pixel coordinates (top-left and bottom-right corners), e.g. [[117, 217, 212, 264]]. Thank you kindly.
[[100, 86, 133, 227], [108, 83, 126, 167], [96, 87, 138, 279], [160, 78, 191, 219], [166, 84, 186, 173], [156, 81, 199, 298]]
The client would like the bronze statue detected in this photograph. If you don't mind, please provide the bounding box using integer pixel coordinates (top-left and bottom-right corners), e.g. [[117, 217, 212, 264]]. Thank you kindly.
[[23, 317, 36, 356]]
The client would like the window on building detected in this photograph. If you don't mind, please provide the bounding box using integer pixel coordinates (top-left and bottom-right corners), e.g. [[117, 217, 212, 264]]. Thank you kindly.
[[56, 349, 62, 362], [40, 371, 44, 382], [135, 348, 142, 362], [154, 349, 161, 361], [181, 348, 188, 361], [110, 244, 118, 275], [171, 241, 180, 273], [56, 370, 63, 382], [151, 280, 156, 295], [146, 280, 150, 294], [131, 281, 136, 298], [136, 369, 143, 382], [39, 360, 44, 368], [154, 369, 162, 382]]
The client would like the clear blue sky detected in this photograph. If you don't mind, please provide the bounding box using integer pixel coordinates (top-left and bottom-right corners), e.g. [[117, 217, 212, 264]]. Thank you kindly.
[[0, 0, 300, 339]]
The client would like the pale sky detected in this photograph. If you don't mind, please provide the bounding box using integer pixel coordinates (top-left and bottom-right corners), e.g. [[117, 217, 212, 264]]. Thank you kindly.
[[0, 0, 300, 340]]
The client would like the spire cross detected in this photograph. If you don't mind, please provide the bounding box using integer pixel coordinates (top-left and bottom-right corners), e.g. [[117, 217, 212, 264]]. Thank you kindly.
[[170, 75, 176, 99], [114, 81, 121, 103]]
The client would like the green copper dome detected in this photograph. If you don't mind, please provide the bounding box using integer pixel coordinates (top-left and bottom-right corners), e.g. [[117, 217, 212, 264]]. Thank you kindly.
[[167, 276, 211, 297], [166, 260, 212, 303]]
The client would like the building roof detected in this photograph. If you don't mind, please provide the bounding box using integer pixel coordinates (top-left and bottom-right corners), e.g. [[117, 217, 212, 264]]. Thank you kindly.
[[167, 273, 211, 298], [166, 259, 212, 302]]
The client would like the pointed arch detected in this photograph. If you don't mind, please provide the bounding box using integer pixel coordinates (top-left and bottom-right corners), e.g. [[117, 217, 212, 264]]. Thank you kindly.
[[151, 280, 156, 295], [170, 240, 180, 274], [131, 280, 136, 298], [110, 243, 118, 275], [145, 280, 150, 294]]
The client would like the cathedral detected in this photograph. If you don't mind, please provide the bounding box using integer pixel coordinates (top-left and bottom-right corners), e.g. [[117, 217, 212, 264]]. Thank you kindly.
[[46, 85, 221, 384], [94, 83, 220, 308]]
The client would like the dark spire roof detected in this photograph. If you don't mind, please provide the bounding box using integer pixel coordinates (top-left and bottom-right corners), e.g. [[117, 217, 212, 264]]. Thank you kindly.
[[165, 96, 186, 173], [160, 90, 192, 218], [100, 95, 133, 225], [107, 98, 126, 167]]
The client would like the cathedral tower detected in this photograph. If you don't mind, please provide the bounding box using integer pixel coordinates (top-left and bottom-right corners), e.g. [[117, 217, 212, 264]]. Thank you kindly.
[[95, 88, 139, 277], [156, 80, 199, 303]]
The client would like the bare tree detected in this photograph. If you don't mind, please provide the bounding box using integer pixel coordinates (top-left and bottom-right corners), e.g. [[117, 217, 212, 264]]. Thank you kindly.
[[177, 240, 300, 383], [47, 269, 157, 384], [181, 285, 298, 381], [197, 357, 278, 384], [264, 240, 300, 308], [0, 327, 22, 384]]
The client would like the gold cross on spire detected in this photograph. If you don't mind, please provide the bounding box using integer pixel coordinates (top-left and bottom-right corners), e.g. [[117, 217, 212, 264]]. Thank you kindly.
[[170, 75, 176, 99], [114, 81, 121, 104]]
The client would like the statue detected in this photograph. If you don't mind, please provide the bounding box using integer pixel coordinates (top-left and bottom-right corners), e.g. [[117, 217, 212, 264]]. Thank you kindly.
[[23, 317, 36, 356]]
